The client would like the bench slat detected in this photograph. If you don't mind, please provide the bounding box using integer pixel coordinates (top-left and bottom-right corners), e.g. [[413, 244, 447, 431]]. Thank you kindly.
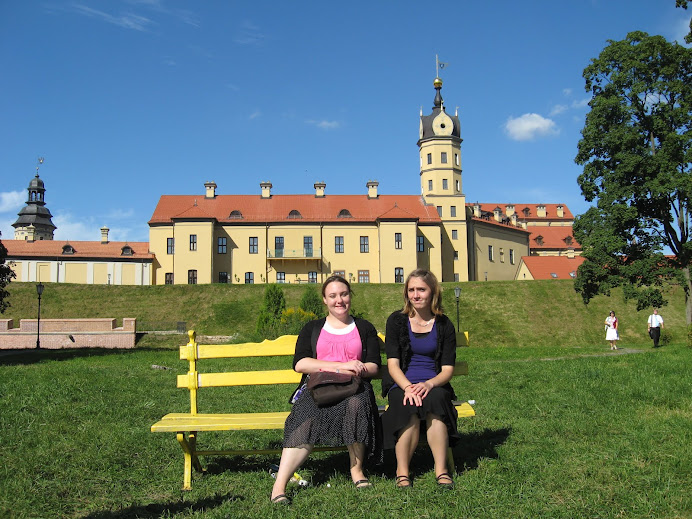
[[181, 336, 298, 360], [176, 369, 302, 388]]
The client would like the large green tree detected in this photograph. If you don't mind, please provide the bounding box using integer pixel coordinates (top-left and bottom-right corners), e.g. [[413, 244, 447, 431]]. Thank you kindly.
[[0, 232, 16, 314], [573, 31, 692, 324], [677, 0, 692, 44]]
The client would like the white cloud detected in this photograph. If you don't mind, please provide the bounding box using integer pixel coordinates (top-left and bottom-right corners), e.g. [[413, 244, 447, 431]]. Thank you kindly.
[[234, 20, 265, 45], [249, 110, 262, 120], [71, 4, 155, 31], [504, 113, 559, 141], [571, 98, 590, 109], [306, 119, 341, 130], [0, 191, 24, 213], [562, 88, 573, 97], [549, 104, 568, 116]]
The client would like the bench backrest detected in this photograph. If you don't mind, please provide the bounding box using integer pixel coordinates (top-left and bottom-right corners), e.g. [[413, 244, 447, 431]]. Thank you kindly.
[[178, 330, 468, 414]]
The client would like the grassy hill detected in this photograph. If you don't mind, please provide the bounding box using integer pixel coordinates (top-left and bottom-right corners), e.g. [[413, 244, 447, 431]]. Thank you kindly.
[[2, 280, 688, 347]]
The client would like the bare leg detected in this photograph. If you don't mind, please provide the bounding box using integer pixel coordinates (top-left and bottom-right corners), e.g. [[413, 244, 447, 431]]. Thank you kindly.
[[395, 414, 420, 482], [347, 442, 369, 486], [271, 445, 312, 500], [426, 414, 450, 477]]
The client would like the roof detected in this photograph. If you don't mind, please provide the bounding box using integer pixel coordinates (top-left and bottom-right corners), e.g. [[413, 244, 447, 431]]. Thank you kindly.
[[5, 240, 154, 260], [519, 255, 585, 280], [529, 226, 581, 250], [469, 203, 574, 221], [149, 194, 442, 225], [469, 215, 530, 234]]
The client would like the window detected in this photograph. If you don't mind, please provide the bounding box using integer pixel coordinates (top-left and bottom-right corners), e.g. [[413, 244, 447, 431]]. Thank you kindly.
[[455, 153, 460, 166], [338, 209, 352, 218], [454, 273, 460, 282], [189, 235, 197, 251], [437, 206, 443, 217], [454, 250, 459, 260], [219, 272, 228, 283], [395, 267, 404, 283], [455, 180, 460, 192], [275, 237, 284, 257], [441, 152, 447, 164], [450, 206, 457, 217], [395, 233, 402, 249], [304, 236, 313, 257], [167, 238, 174, 255], [229, 210, 243, 219], [360, 236, 369, 253], [335, 236, 344, 253], [452, 229, 458, 240], [333, 270, 345, 278], [550, 273, 558, 279], [428, 179, 433, 191], [510, 249, 515, 265], [500, 248, 505, 263], [288, 209, 302, 219], [62, 244, 75, 255], [358, 270, 370, 283], [488, 245, 494, 262], [569, 271, 577, 279], [218, 237, 227, 254], [427, 153, 432, 165], [121, 246, 133, 256], [245, 272, 254, 284], [308, 271, 317, 283], [417, 236, 424, 252], [535, 235, 544, 246], [442, 179, 448, 190], [165, 273, 174, 284], [276, 272, 285, 283], [188, 270, 197, 284], [249, 237, 258, 254]]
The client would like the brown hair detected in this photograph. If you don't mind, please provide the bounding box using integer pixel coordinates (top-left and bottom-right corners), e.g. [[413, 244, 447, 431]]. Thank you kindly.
[[321, 274, 351, 298], [402, 268, 443, 317]]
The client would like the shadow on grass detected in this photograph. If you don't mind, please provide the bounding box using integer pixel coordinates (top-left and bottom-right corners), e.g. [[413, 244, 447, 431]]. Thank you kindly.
[[81, 493, 241, 519], [0, 343, 182, 366], [200, 427, 510, 484]]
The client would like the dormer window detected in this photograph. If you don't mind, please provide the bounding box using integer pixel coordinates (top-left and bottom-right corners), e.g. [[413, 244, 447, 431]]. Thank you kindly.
[[337, 209, 353, 218], [564, 236, 573, 245], [569, 271, 577, 278], [550, 273, 558, 278], [121, 246, 134, 256], [62, 244, 75, 255], [522, 207, 531, 217], [229, 210, 243, 219], [287, 210, 303, 219], [535, 235, 544, 246]]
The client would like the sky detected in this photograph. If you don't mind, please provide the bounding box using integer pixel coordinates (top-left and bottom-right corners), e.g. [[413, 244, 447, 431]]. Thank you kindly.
[[1, 0, 690, 244]]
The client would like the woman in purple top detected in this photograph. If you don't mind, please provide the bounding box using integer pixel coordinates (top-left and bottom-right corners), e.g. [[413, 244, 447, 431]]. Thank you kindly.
[[381, 269, 459, 489]]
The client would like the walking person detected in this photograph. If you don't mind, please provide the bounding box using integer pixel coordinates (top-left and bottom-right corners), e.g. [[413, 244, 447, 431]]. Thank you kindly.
[[605, 310, 619, 350], [647, 308, 664, 348]]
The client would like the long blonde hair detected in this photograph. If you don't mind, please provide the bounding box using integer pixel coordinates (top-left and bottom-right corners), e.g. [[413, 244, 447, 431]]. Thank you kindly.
[[402, 269, 443, 317]]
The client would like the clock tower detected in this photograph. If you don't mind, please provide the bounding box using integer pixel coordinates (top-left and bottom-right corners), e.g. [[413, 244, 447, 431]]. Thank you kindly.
[[418, 78, 468, 281]]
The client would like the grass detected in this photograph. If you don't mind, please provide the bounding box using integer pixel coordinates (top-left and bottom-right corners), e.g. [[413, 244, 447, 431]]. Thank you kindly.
[[1, 333, 691, 518]]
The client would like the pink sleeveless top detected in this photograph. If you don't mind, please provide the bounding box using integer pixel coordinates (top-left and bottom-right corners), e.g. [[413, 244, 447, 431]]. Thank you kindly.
[[315, 322, 362, 362]]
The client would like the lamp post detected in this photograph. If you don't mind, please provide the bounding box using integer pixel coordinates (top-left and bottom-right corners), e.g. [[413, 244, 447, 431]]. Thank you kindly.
[[453, 286, 461, 331], [36, 282, 44, 349]]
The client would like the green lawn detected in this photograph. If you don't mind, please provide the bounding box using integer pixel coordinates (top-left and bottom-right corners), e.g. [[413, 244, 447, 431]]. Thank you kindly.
[[1, 334, 690, 518]]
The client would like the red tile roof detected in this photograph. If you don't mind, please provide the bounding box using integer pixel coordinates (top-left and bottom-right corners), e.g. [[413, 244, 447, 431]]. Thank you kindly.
[[149, 195, 442, 224], [5, 240, 154, 260], [468, 203, 574, 221], [470, 215, 531, 233], [519, 255, 585, 280], [529, 226, 581, 250]]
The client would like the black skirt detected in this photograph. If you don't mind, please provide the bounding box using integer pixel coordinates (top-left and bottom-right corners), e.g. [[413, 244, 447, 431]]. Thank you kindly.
[[283, 380, 383, 464], [381, 386, 461, 450]]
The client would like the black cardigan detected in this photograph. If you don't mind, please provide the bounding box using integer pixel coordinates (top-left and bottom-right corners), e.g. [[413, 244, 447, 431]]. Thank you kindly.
[[381, 310, 457, 398]]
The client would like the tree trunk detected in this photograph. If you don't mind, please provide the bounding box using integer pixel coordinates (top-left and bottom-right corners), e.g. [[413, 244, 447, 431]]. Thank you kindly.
[[685, 266, 692, 326]]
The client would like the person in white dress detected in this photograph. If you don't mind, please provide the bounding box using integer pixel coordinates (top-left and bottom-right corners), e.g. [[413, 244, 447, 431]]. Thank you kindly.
[[605, 310, 619, 350]]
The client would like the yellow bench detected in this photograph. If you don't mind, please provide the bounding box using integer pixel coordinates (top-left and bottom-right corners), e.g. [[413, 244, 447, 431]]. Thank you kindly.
[[151, 330, 475, 490]]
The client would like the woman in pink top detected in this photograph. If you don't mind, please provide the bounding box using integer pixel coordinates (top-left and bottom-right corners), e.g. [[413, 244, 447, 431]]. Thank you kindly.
[[270, 275, 382, 505]]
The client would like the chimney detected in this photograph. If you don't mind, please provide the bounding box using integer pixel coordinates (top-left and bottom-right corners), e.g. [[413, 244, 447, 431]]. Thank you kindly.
[[314, 181, 326, 198], [567, 247, 575, 259], [493, 206, 502, 222], [537, 204, 546, 217], [100, 226, 109, 244], [204, 181, 217, 199], [473, 202, 481, 218], [260, 181, 272, 199], [510, 213, 518, 226], [557, 205, 564, 218], [505, 204, 515, 217], [367, 180, 379, 199], [27, 224, 36, 242]]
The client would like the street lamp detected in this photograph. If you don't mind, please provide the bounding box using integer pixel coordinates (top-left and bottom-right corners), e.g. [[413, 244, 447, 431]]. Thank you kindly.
[[36, 282, 44, 349], [453, 286, 461, 331]]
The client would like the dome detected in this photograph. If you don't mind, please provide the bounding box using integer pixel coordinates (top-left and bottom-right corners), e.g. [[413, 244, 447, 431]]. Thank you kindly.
[[29, 174, 45, 190]]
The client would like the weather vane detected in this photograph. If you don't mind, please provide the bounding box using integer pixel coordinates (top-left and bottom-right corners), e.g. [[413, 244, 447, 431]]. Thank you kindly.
[[36, 157, 44, 176], [435, 55, 449, 78]]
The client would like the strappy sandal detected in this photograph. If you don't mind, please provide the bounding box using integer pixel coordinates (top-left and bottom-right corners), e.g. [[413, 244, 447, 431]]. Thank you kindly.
[[395, 475, 412, 488], [270, 494, 291, 505], [354, 479, 373, 489], [436, 472, 455, 489]]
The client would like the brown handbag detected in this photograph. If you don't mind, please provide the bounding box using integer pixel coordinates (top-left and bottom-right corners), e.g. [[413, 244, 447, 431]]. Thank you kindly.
[[307, 372, 361, 407]]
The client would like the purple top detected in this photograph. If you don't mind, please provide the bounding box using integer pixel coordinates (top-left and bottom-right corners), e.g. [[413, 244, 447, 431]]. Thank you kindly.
[[393, 321, 438, 389]]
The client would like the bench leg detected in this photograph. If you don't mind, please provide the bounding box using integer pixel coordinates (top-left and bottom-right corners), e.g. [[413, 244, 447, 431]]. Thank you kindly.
[[177, 432, 204, 491]]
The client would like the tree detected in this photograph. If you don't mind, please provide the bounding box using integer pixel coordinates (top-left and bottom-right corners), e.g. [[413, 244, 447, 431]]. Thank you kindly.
[[0, 232, 16, 314], [299, 286, 323, 316], [574, 31, 692, 324], [255, 284, 287, 337], [676, 0, 692, 44]]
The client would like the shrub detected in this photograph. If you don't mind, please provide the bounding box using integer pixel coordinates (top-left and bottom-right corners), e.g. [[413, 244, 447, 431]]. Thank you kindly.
[[299, 286, 323, 317], [256, 284, 287, 336], [660, 329, 672, 347]]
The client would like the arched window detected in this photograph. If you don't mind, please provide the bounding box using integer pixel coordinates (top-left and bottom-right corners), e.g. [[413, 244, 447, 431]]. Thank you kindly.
[[288, 210, 302, 219], [229, 210, 243, 219], [337, 209, 352, 218], [535, 235, 544, 246], [62, 244, 75, 255], [121, 246, 134, 256]]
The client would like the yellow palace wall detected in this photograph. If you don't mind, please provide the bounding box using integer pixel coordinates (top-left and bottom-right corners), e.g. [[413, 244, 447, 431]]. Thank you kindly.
[[8, 259, 152, 285], [467, 223, 529, 282]]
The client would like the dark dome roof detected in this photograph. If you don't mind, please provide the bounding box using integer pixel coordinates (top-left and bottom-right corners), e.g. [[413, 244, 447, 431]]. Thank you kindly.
[[29, 175, 45, 190]]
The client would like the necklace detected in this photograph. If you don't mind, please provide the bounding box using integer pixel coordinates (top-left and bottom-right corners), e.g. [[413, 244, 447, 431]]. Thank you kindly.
[[412, 316, 435, 327]]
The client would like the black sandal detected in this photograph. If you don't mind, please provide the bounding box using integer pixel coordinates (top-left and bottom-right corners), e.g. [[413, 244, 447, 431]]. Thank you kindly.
[[395, 475, 412, 488], [354, 479, 373, 489], [270, 494, 292, 505], [436, 472, 454, 489]]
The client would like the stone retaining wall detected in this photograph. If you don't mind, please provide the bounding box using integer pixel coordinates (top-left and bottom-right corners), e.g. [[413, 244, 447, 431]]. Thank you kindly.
[[0, 318, 136, 349]]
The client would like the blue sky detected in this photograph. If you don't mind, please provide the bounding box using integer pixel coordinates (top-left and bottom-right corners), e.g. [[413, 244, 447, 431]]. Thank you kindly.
[[1, 1, 690, 243]]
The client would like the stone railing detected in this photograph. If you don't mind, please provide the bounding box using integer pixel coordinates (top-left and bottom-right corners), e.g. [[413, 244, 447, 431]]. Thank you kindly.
[[0, 318, 136, 350]]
